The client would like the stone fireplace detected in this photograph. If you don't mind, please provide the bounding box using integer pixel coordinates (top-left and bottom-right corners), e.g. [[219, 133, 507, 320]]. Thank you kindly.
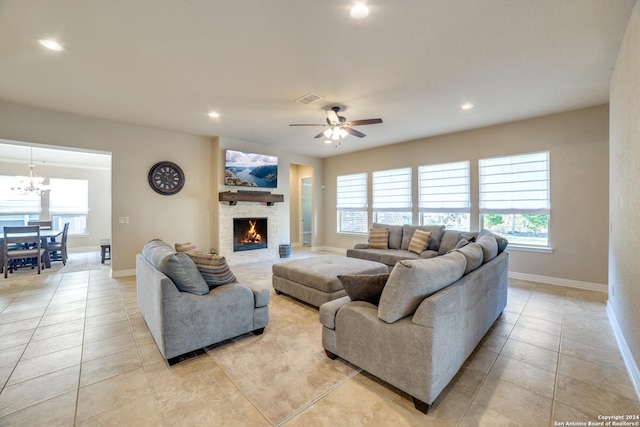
[[233, 217, 268, 252], [218, 201, 279, 265]]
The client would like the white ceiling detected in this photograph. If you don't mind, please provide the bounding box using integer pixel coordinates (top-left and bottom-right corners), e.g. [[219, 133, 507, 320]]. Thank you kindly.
[[0, 1, 634, 158]]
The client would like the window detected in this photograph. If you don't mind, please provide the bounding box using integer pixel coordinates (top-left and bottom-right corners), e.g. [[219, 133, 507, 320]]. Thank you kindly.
[[49, 178, 89, 235], [372, 167, 412, 225], [418, 161, 470, 231], [479, 152, 550, 246], [336, 173, 368, 234], [0, 175, 40, 228]]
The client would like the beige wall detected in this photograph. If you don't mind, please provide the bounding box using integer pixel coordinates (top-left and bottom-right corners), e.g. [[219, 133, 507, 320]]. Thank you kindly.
[[0, 158, 111, 250], [215, 137, 322, 253], [0, 101, 324, 275], [0, 100, 214, 275], [609, 0, 640, 383], [322, 105, 610, 285]]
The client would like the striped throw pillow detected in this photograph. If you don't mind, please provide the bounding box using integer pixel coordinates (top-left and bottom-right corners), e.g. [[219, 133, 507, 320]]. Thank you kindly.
[[408, 230, 431, 254], [175, 242, 199, 253], [369, 228, 389, 249], [185, 252, 237, 287]]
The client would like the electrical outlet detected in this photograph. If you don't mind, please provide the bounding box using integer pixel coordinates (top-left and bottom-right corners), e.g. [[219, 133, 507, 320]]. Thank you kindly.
[[119, 216, 129, 224]]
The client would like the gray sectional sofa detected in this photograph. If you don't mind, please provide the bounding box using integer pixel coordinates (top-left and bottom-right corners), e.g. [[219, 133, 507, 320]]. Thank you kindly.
[[321, 231, 508, 413], [136, 239, 269, 364], [346, 223, 507, 269]]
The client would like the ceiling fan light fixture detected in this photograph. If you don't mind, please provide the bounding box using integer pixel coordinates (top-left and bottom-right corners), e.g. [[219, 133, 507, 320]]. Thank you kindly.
[[323, 128, 333, 138], [350, 2, 369, 19], [331, 127, 343, 140]]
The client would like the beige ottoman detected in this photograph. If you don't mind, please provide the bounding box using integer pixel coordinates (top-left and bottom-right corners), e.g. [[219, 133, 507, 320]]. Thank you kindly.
[[272, 255, 388, 307]]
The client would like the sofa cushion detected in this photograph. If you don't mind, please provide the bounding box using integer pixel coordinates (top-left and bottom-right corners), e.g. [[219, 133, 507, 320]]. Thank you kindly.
[[408, 230, 431, 254], [369, 227, 389, 249], [477, 230, 509, 253], [338, 273, 390, 305], [185, 252, 237, 287], [401, 225, 445, 252], [451, 242, 484, 274], [346, 248, 387, 263], [379, 249, 421, 266], [142, 239, 209, 295], [438, 231, 479, 254], [372, 223, 403, 249], [476, 233, 499, 263], [378, 251, 467, 323]]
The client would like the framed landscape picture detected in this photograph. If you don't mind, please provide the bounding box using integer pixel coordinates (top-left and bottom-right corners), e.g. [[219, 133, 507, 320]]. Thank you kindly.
[[224, 149, 278, 188]]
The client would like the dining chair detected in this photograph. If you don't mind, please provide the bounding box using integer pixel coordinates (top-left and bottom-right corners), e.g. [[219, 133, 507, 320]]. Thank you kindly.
[[49, 222, 69, 265], [27, 220, 53, 230], [2, 226, 46, 278]]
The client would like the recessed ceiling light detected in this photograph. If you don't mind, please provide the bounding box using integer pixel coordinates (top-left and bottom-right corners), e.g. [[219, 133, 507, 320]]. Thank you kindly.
[[38, 39, 63, 51], [461, 103, 474, 110], [350, 2, 369, 19], [208, 111, 220, 118]]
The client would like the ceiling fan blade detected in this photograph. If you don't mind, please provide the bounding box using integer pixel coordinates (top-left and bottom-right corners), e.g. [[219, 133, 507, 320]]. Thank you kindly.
[[344, 127, 367, 138], [347, 118, 383, 126], [313, 130, 328, 139], [289, 123, 327, 126], [326, 109, 340, 125]]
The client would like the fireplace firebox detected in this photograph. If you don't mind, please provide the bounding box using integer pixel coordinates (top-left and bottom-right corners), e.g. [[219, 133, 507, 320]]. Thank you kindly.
[[233, 217, 268, 252]]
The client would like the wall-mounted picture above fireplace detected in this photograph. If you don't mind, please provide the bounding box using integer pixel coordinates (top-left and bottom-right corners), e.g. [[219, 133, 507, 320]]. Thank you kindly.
[[224, 149, 278, 188]]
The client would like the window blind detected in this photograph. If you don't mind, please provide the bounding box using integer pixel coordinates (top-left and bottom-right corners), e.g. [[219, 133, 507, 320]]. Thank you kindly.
[[479, 152, 549, 213], [418, 161, 470, 213], [336, 173, 367, 209], [372, 167, 412, 210]]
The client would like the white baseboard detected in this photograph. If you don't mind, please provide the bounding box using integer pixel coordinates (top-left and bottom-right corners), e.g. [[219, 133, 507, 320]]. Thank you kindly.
[[606, 302, 640, 401], [112, 269, 135, 278], [508, 271, 607, 293]]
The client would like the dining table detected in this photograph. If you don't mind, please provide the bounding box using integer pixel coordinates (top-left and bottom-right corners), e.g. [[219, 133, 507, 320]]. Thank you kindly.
[[1, 228, 63, 271]]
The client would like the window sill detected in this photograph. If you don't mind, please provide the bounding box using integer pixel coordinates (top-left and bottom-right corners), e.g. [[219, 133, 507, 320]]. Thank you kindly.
[[506, 245, 553, 254], [337, 232, 368, 237]]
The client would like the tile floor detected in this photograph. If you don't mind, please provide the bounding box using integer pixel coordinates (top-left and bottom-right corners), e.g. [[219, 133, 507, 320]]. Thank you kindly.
[[0, 249, 638, 426]]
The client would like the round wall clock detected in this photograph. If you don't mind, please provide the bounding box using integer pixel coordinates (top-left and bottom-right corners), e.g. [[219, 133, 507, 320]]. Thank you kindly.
[[148, 161, 185, 195]]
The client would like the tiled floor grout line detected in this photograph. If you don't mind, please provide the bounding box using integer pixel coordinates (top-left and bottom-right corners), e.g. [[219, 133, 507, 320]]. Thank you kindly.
[[548, 294, 567, 426], [72, 272, 90, 427]]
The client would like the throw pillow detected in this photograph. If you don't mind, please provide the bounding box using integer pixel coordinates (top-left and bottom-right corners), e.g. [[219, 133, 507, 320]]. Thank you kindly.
[[338, 273, 390, 305], [378, 252, 467, 323], [476, 233, 499, 263], [408, 230, 431, 254], [185, 251, 237, 287], [142, 239, 209, 295], [175, 242, 199, 253], [477, 230, 509, 253], [454, 238, 469, 249], [369, 228, 389, 250]]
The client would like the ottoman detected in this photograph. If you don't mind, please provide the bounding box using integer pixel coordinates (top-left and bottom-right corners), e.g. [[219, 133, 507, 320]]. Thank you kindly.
[[272, 255, 388, 307]]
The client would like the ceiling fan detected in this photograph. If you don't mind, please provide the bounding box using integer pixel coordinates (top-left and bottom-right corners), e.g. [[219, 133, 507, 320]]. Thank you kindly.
[[289, 106, 383, 141]]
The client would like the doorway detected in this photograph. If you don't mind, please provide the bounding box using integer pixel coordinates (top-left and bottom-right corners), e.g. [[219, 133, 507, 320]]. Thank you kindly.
[[302, 177, 312, 247]]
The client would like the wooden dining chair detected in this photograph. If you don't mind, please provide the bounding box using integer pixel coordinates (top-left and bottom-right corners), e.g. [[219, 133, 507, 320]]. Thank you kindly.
[[27, 220, 53, 230], [2, 226, 46, 278], [49, 222, 69, 265]]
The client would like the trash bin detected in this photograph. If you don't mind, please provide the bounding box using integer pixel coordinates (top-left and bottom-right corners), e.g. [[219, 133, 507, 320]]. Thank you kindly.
[[279, 244, 291, 258]]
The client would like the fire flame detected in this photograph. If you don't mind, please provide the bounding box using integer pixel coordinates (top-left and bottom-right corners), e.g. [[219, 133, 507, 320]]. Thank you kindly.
[[241, 220, 262, 244]]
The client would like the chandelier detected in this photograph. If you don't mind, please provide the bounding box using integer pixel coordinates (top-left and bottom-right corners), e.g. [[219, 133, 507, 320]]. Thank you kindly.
[[11, 148, 50, 196]]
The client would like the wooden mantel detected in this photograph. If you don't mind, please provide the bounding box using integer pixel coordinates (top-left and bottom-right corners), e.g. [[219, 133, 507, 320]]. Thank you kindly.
[[219, 191, 284, 206]]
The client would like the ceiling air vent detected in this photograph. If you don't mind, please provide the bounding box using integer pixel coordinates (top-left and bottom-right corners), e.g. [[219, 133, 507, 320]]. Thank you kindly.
[[295, 93, 322, 105]]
